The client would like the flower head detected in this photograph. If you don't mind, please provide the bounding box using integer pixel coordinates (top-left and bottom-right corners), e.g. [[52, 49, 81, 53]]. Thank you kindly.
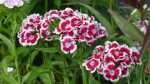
[[18, 14, 42, 46], [82, 41, 141, 82], [0, 0, 26, 8], [60, 36, 77, 54]]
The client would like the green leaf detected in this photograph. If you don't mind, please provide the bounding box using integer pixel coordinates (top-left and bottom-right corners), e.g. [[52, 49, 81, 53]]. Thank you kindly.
[[22, 67, 49, 83], [36, 48, 58, 53], [0, 33, 16, 57], [27, 51, 39, 69], [80, 65, 89, 84], [108, 9, 144, 43], [1, 74, 19, 84], [54, 0, 61, 8], [39, 73, 54, 84]]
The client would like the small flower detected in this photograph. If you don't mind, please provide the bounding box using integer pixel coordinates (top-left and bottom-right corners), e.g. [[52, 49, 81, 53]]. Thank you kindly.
[[44, 10, 61, 19], [18, 14, 42, 46], [70, 16, 83, 27], [78, 26, 88, 42], [103, 62, 122, 82], [131, 48, 141, 64], [60, 8, 74, 19], [21, 14, 42, 31], [18, 31, 40, 46], [104, 55, 115, 63], [7, 67, 14, 72], [92, 45, 105, 59], [58, 20, 72, 33], [136, 19, 149, 34], [40, 29, 52, 41], [120, 65, 129, 77], [109, 48, 124, 61], [0, 0, 26, 8], [82, 58, 100, 73], [60, 36, 77, 54], [120, 46, 132, 66], [105, 41, 120, 49]]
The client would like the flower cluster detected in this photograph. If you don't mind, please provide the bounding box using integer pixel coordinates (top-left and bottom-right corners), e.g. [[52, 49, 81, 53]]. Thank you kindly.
[[82, 41, 141, 82], [0, 0, 28, 8], [43, 8, 107, 54], [18, 8, 107, 54], [136, 19, 149, 34], [18, 14, 42, 46]]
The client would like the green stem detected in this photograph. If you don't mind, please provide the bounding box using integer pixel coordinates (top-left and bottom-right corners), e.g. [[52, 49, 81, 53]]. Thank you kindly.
[[15, 55, 21, 84], [80, 65, 88, 84]]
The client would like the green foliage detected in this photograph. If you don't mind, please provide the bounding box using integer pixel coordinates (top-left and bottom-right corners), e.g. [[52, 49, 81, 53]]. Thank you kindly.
[[0, 0, 150, 84], [108, 9, 144, 43]]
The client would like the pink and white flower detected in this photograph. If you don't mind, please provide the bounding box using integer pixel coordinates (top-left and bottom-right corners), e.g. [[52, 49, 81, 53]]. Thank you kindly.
[[136, 19, 149, 34], [131, 48, 141, 64], [82, 58, 100, 73], [82, 41, 141, 82], [18, 30, 40, 46], [18, 8, 107, 54], [18, 14, 42, 46], [0, 0, 26, 8], [60, 36, 77, 54], [103, 62, 122, 82]]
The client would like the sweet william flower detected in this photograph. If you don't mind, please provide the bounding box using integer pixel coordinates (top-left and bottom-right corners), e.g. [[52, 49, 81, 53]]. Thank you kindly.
[[82, 41, 141, 82], [18, 14, 42, 46], [18, 30, 40, 46], [103, 62, 122, 82], [131, 47, 141, 64], [70, 16, 83, 27], [18, 8, 107, 54], [120, 65, 129, 77], [60, 36, 77, 54], [136, 19, 149, 34], [0, 0, 25, 8], [82, 58, 100, 73]]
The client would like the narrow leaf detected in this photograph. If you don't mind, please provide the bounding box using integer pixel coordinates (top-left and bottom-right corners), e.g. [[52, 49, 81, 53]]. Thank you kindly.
[[0, 33, 16, 57], [108, 9, 144, 43], [22, 67, 49, 83]]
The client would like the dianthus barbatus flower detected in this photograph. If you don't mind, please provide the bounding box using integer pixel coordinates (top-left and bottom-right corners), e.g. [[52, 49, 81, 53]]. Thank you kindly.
[[0, 0, 27, 8], [82, 41, 141, 82], [18, 14, 42, 46], [136, 19, 149, 34], [43, 8, 107, 54], [60, 36, 77, 54]]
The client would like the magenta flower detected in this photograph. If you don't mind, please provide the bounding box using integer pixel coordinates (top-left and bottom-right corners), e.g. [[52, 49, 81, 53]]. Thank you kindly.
[[43, 8, 107, 54], [82, 41, 141, 82], [70, 16, 83, 27], [103, 62, 122, 82], [60, 8, 74, 19], [44, 10, 61, 19], [131, 48, 141, 64], [18, 30, 40, 46], [18, 8, 107, 54], [60, 36, 77, 54], [109, 48, 124, 61], [82, 58, 100, 73], [120, 65, 129, 77], [18, 14, 42, 46]]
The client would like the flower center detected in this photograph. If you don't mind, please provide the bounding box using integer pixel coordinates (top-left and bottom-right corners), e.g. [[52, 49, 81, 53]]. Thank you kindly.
[[110, 70, 114, 75]]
